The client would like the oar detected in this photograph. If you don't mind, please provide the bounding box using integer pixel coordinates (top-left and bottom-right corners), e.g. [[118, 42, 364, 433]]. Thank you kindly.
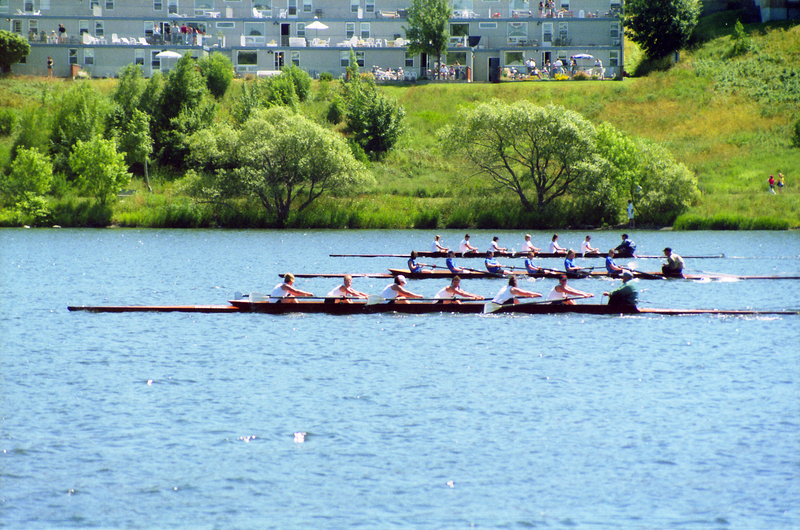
[[368, 295, 487, 305], [483, 295, 587, 314], [460, 265, 507, 277], [626, 262, 664, 280]]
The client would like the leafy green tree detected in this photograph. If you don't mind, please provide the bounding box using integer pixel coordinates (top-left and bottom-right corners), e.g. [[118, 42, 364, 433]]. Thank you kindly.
[[441, 101, 603, 211], [117, 109, 154, 192], [0, 108, 17, 136], [69, 137, 131, 204], [204, 107, 370, 227], [10, 105, 51, 162], [1, 147, 53, 203], [49, 82, 106, 176], [343, 75, 404, 159], [281, 65, 312, 102], [624, 0, 701, 60], [0, 30, 30, 74], [198, 52, 235, 100], [404, 0, 451, 78], [112, 64, 147, 117]]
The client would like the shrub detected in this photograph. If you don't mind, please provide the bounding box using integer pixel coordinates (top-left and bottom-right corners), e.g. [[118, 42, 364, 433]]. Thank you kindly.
[[14, 195, 53, 226], [0, 108, 17, 136], [326, 95, 345, 124], [792, 117, 800, 149], [319, 72, 334, 82], [199, 52, 235, 100], [1, 147, 53, 202], [572, 71, 591, 81], [281, 65, 312, 102]]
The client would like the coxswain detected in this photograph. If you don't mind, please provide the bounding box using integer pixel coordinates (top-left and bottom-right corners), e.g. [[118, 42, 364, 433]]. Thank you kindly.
[[524, 251, 542, 275], [605, 249, 625, 277], [522, 234, 541, 254], [272, 273, 313, 303], [661, 247, 685, 277], [491, 276, 542, 305], [380, 275, 423, 304], [548, 234, 567, 255], [445, 250, 463, 273], [564, 250, 588, 274], [615, 233, 636, 257], [326, 274, 369, 303], [431, 234, 448, 253], [603, 270, 638, 306], [459, 233, 478, 254], [484, 251, 507, 274], [433, 276, 482, 304], [547, 275, 594, 305], [488, 236, 507, 253], [580, 235, 599, 255], [407, 251, 432, 273]]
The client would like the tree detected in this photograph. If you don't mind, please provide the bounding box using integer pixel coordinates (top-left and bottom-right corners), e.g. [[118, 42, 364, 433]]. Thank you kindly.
[[0, 30, 30, 74], [441, 101, 603, 211], [204, 107, 370, 227], [117, 109, 154, 192], [1, 147, 53, 203], [624, 0, 701, 60], [69, 137, 131, 204], [342, 75, 404, 159], [403, 0, 451, 78], [198, 52, 234, 100], [49, 82, 105, 175]]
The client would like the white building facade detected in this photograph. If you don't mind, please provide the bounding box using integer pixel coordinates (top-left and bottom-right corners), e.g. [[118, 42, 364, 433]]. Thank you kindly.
[[4, 0, 626, 82]]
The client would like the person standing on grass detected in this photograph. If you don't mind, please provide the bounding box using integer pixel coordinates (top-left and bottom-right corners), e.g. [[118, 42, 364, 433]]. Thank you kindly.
[[777, 172, 785, 194], [47, 56, 53, 77], [627, 200, 635, 228], [769, 175, 776, 194]]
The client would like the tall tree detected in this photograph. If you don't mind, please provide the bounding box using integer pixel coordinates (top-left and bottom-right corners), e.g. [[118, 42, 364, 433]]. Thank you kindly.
[[403, 0, 451, 79], [624, 0, 702, 60], [69, 137, 131, 205], [441, 101, 604, 211], [342, 75, 404, 160], [0, 30, 30, 74]]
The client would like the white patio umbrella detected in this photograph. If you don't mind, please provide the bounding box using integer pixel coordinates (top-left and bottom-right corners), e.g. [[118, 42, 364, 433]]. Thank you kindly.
[[155, 49, 183, 70], [305, 19, 329, 39]]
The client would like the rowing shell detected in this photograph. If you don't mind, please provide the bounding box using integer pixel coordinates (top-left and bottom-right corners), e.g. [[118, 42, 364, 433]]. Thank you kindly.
[[387, 268, 800, 281], [67, 301, 798, 316], [331, 251, 724, 260]]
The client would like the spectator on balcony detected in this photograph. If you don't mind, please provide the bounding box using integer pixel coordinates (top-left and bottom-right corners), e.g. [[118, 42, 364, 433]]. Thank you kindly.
[[180, 23, 188, 44], [58, 23, 66, 44], [172, 22, 180, 44], [153, 24, 161, 44]]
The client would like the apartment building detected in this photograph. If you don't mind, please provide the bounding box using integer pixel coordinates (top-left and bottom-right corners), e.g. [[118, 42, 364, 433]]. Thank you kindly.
[[4, 0, 626, 82]]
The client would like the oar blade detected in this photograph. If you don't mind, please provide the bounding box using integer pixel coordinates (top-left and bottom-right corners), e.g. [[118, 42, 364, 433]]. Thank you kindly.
[[367, 294, 385, 306], [483, 301, 503, 314]]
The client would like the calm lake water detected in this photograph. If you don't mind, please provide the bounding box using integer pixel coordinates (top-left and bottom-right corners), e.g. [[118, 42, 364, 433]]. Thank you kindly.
[[2, 228, 799, 529]]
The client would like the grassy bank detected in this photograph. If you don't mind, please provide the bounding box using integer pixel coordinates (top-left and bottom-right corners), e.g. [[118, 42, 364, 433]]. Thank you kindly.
[[1, 14, 799, 229]]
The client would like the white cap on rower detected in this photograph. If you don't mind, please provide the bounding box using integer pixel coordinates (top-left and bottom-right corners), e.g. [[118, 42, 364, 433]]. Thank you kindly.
[[396, 275, 407, 284]]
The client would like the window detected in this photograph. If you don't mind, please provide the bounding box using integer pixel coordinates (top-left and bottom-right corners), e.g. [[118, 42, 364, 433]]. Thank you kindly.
[[84, 48, 94, 65], [365, 0, 374, 14], [478, 22, 497, 29], [244, 22, 265, 44], [106, 1, 114, 9], [168, 0, 178, 15], [450, 22, 469, 37], [507, 22, 527, 45], [135, 49, 145, 65], [345, 22, 355, 39], [216, 21, 235, 28], [237, 50, 257, 65], [195, 0, 213, 15], [23, 0, 33, 12], [155, 0, 163, 10], [151, 50, 161, 68], [303, 0, 312, 13], [296, 22, 305, 37], [542, 22, 552, 45], [91, 0, 99, 8], [69, 49, 78, 65], [355, 50, 364, 67], [11, 19, 22, 34], [557, 21, 568, 45], [144, 21, 154, 38], [350, 0, 358, 13], [0, 0, 10, 13], [360, 22, 370, 39], [287, 0, 296, 16], [340, 50, 349, 67], [404, 52, 414, 67], [609, 50, 619, 67], [447, 51, 467, 64], [560, 1, 569, 10], [504, 51, 524, 65], [79, 20, 89, 35], [291, 50, 300, 66], [29, 19, 38, 35], [454, 0, 474, 11], [95, 21, 104, 38], [610, 22, 620, 45], [253, 1, 271, 16]]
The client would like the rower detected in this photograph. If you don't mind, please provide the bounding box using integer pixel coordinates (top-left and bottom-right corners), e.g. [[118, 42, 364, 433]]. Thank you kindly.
[[580, 235, 599, 255], [564, 250, 588, 274], [661, 247, 685, 277], [547, 275, 594, 305], [445, 250, 463, 273], [605, 248, 625, 277], [326, 274, 369, 303], [407, 251, 432, 273], [431, 234, 448, 253], [615, 233, 636, 257], [271, 273, 314, 303], [549, 234, 567, 255], [433, 276, 482, 304], [524, 251, 542, 274], [522, 234, 541, 254], [488, 236, 507, 253], [491, 276, 542, 305], [380, 275, 423, 304], [603, 270, 638, 306], [484, 251, 507, 275], [459, 233, 478, 254]]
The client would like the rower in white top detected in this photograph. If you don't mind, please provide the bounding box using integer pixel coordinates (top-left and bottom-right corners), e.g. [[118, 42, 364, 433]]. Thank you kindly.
[[548, 234, 568, 255], [433, 276, 482, 304], [522, 234, 541, 254], [580, 235, 599, 255], [326, 274, 369, 303], [271, 273, 314, 303], [431, 234, 449, 253], [547, 275, 594, 305], [487, 236, 507, 253], [379, 275, 423, 304], [491, 276, 542, 305], [459, 233, 478, 254]]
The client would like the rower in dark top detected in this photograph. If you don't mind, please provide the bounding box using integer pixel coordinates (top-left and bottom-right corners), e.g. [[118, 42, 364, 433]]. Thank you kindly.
[[524, 251, 542, 274], [605, 248, 625, 277], [603, 270, 638, 306], [661, 247, 685, 277], [564, 250, 588, 274], [615, 233, 636, 257], [484, 251, 507, 274], [445, 250, 463, 273], [407, 251, 431, 273]]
